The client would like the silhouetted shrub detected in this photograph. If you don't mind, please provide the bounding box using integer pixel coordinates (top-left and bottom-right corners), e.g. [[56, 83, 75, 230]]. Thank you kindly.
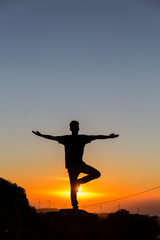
[[0, 178, 38, 239]]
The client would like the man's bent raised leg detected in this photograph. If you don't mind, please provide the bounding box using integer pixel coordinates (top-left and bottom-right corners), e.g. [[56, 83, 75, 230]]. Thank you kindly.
[[78, 162, 101, 185]]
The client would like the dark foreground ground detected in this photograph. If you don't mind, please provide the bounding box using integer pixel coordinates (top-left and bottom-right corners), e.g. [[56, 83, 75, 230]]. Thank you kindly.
[[0, 177, 160, 240]]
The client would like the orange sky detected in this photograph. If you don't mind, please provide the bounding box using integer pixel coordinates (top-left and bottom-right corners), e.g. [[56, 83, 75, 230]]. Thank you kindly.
[[1, 138, 160, 215], [1, 139, 160, 215]]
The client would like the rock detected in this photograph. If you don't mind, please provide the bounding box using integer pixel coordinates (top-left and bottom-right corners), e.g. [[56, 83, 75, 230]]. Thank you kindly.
[[38, 209, 99, 240]]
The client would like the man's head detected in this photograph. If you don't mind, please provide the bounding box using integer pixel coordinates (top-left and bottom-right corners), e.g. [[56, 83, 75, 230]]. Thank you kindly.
[[69, 120, 79, 135]]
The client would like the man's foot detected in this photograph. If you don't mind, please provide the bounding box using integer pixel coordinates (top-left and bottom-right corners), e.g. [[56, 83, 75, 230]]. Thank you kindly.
[[73, 204, 79, 210]]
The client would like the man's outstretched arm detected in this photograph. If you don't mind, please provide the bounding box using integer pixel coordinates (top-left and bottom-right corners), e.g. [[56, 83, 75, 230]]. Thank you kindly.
[[89, 133, 119, 141], [32, 131, 60, 141]]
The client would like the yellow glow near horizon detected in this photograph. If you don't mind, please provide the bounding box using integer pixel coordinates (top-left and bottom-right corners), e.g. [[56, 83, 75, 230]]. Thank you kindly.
[[50, 186, 106, 198], [52, 190, 105, 198]]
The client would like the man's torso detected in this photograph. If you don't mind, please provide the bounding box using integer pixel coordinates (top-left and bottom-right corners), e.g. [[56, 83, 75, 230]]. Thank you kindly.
[[58, 135, 92, 168]]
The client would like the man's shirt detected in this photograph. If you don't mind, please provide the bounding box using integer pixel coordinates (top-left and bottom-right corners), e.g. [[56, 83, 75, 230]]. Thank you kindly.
[[57, 135, 93, 169]]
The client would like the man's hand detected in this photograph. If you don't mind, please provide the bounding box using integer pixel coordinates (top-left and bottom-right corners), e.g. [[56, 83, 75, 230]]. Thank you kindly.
[[109, 133, 119, 138], [32, 131, 42, 137]]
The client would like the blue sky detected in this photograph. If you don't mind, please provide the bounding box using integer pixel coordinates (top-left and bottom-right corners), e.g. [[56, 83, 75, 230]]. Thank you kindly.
[[1, 0, 160, 124], [0, 0, 160, 212], [1, 0, 160, 136]]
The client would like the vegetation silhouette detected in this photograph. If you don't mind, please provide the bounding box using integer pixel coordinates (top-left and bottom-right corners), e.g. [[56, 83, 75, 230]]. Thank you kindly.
[[32, 120, 119, 209], [0, 177, 160, 240], [0, 177, 38, 240]]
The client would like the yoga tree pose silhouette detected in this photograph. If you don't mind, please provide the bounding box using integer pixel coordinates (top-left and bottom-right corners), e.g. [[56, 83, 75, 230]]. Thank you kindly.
[[32, 120, 119, 209]]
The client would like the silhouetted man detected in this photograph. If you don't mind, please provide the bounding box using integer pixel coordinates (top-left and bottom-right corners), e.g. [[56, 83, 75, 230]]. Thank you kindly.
[[32, 121, 119, 209]]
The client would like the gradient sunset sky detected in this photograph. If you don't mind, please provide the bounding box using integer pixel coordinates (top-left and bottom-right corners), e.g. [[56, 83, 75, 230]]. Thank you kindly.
[[1, 0, 160, 214]]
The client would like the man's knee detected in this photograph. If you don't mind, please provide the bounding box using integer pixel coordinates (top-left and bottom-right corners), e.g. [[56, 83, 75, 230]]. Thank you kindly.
[[94, 170, 101, 179]]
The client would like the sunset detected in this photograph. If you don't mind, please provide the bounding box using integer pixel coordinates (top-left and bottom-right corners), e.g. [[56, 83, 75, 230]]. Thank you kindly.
[[1, 0, 160, 239]]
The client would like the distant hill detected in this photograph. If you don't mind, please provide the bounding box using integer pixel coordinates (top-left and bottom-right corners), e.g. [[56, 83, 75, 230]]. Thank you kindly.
[[36, 208, 59, 213], [98, 212, 109, 218]]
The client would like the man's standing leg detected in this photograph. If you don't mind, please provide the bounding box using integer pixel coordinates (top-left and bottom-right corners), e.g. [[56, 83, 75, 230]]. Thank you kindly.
[[68, 168, 80, 209]]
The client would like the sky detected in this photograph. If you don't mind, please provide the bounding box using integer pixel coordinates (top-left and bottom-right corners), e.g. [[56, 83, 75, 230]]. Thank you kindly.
[[0, 0, 160, 215]]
